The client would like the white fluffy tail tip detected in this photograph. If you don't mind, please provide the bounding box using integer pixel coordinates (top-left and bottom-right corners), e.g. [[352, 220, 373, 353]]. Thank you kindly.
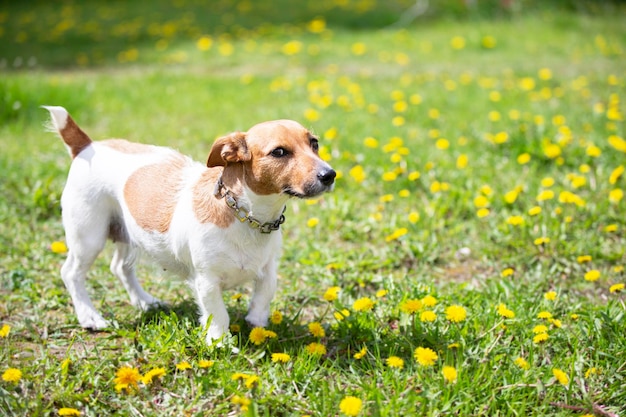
[[42, 105, 69, 132]]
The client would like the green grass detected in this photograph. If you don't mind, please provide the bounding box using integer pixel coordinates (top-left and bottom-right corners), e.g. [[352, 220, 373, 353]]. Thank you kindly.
[[1, 1, 625, 416]]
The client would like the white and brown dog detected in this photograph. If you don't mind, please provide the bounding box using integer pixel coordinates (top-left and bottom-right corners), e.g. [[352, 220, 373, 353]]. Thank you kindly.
[[44, 106, 335, 343]]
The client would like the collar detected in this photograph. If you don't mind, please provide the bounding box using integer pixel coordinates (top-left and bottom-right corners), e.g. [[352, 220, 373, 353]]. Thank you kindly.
[[213, 177, 286, 234]]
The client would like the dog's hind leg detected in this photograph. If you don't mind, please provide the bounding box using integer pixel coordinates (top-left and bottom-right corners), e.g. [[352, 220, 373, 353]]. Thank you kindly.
[[110, 242, 162, 311], [61, 223, 110, 330]]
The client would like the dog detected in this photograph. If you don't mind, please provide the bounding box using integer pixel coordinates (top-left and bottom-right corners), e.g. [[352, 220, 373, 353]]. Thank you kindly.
[[44, 106, 335, 343]]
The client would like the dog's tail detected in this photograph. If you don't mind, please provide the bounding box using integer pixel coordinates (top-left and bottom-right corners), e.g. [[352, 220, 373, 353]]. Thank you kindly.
[[43, 106, 92, 159]]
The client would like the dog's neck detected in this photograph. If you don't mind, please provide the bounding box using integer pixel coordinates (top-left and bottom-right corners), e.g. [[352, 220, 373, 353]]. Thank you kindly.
[[220, 164, 289, 226]]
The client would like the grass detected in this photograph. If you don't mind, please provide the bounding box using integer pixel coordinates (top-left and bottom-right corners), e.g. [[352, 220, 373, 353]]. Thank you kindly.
[[1, 0, 625, 416]]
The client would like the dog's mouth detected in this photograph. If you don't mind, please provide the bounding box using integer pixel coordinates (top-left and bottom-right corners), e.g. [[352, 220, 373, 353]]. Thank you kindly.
[[283, 180, 335, 199]]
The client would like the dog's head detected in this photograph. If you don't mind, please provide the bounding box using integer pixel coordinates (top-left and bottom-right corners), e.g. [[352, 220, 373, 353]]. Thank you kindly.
[[207, 120, 336, 198]]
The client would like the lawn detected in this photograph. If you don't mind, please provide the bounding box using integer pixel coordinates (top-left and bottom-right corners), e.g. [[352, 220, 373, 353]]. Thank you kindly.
[[1, 0, 625, 416]]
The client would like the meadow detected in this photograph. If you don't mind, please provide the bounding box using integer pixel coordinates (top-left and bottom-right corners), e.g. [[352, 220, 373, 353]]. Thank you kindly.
[[1, 0, 625, 416]]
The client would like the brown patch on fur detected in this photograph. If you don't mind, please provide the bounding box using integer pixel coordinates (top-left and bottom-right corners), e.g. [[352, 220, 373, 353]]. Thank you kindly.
[[124, 157, 187, 233], [207, 132, 250, 167], [61, 115, 92, 158], [102, 139, 154, 154], [192, 168, 235, 228]]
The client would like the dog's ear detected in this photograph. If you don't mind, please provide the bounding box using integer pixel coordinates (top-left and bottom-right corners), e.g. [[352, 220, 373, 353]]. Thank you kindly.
[[207, 132, 251, 167]]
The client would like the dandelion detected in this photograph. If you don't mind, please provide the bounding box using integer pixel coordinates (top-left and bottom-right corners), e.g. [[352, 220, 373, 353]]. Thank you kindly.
[[198, 360, 214, 368], [339, 396, 362, 416], [497, 303, 515, 318], [506, 215, 524, 226], [363, 137, 378, 148], [51, 241, 68, 254], [353, 347, 367, 359], [113, 366, 140, 392], [584, 270, 601, 282], [400, 299, 422, 314], [514, 357, 530, 370], [308, 322, 325, 338], [442, 366, 458, 383], [577, 255, 592, 263], [544, 291, 557, 301], [376, 289, 388, 298], [537, 311, 553, 319], [249, 327, 277, 345], [610, 283, 624, 293], [533, 333, 549, 344], [2, 368, 22, 383], [0, 324, 10, 338], [421, 295, 438, 307], [196, 36, 212, 51], [420, 310, 437, 322], [58, 408, 81, 416], [334, 309, 350, 321], [534, 237, 550, 246], [450, 36, 466, 50], [533, 325, 548, 334], [353, 297, 375, 312], [414, 347, 438, 367], [528, 206, 542, 216], [553, 368, 569, 386], [307, 217, 319, 228], [231, 395, 251, 412], [605, 224, 618, 232], [481, 35, 496, 49], [477, 208, 490, 218], [609, 188, 623, 204], [349, 165, 366, 183], [244, 375, 260, 389], [445, 305, 467, 323], [517, 153, 531, 164], [501, 268, 514, 277], [282, 40, 302, 56], [609, 165, 624, 184], [386, 356, 404, 369], [351, 42, 366, 55], [270, 310, 283, 324], [271, 353, 291, 363], [141, 367, 166, 385], [585, 367, 599, 378], [305, 342, 327, 356], [176, 361, 192, 371], [608, 135, 626, 153]]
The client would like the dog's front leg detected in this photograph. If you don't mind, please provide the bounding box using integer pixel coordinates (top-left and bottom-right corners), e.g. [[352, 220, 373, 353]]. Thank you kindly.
[[245, 260, 277, 329], [193, 275, 229, 344]]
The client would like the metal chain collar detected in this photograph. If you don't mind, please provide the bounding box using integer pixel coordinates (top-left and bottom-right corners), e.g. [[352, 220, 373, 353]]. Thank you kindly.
[[213, 177, 286, 234]]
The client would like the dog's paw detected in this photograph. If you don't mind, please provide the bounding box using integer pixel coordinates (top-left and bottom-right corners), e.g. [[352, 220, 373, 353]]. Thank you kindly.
[[134, 296, 165, 312], [245, 313, 269, 329], [78, 314, 110, 331]]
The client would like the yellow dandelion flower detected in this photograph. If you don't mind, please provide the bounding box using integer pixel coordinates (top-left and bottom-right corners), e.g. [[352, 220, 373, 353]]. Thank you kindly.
[[386, 356, 404, 369], [408, 212, 420, 223], [58, 408, 81, 416], [196, 36, 212, 51], [456, 154, 468, 169], [445, 305, 467, 323], [605, 224, 618, 232], [176, 361, 192, 371], [282, 40, 302, 56], [323, 286, 341, 302], [474, 195, 489, 208], [501, 268, 514, 277], [550, 318, 562, 328], [450, 36, 466, 50], [544, 291, 557, 301], [271, 353, 291, 363], [353, 346, 367, 359], [537, 311, 553, 319], [585, 367, 599, 378], [353, 297, 375, 312], [552, 368, 569, 386], [528, 206, 542, 216], [349, 165, 366, 183], [477, 208, 490, 218], [420, 295, 437, 307], [610, 283, 625, 293], [244, 375, 260, 389], [442, 366, 458, 383], [363, 137, 378, 148], [447, 342, 461, 349], [198, 360, 214, 368], [399, 299, 422, 314], [506, 215, 524, 226], [536, 190, 554, 202], [609, 188, 623, 204], [2, 368, 22, 383], [608, 135, 626, 153], [481, 35, 496, 49], [51, 241, 68, 254], [249, 327, 269, 345], [141, 367, 166, 385], [113, 366, 140, 392], [231, 372, 250, 381], [305, 342, 327, 356], [351, 42, 366, 55], [533, 333, 549, 344], [0, 324, 10, 338], [534, 237, 550, 245], [517, 153, 531, 164], [307, 217, 320, 228], [514, 357, 530, 370], [497, 303, 515, 318], [420, 310, 437, 322], [533, 324, 548, 334], [308, 322, 325, 338], [376, 289, 388, 298], [609, 165, 624, 185], [577, 255, 592, 263], [382, 171, 397, 182], [339, 396, 362, 416], [584, 270, 601, 282], [414, 347, 438, 367], [270, 310, 283, 324], [231, 395, 251, 411]]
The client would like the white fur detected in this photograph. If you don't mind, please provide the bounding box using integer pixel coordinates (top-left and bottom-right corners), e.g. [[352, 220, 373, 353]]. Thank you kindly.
[[46, 106, 334, 344]]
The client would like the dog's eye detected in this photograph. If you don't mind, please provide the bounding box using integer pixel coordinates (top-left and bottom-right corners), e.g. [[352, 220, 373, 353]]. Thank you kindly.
[[270, 147, 288, 157], [311, 139, 319, 152]]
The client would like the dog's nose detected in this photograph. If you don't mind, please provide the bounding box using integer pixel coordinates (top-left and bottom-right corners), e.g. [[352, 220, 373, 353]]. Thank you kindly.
[[318, 168, 336, 186]]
